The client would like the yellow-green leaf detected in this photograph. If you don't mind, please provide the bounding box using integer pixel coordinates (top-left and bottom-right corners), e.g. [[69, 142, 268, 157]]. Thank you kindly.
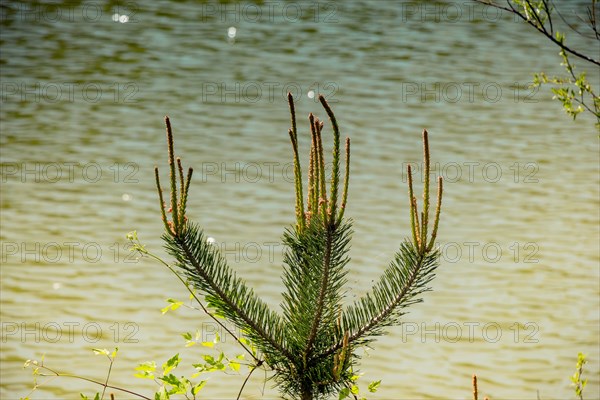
[[92, 348, 109, 356], [229, 361, 241, 372]]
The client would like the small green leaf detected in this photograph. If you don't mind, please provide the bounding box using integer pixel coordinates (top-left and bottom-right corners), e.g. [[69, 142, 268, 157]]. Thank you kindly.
[[162, 353, 181, 375], [338, 387, 350, 399], [239, 337, 251, 345], [154, 386, 169, 400], [191, 380, 207, 395], [368, 380, 381, 392], [134, 361, 157, 379], [159, 373, 180, 386], [191, 370, 203, 378], [229, 361, 241, 372], [181, 332, 192, 341], [161, 298, 183, 314], [136, 361, 157, 372], [92, 348, 109, 356], [135, 372, 155, 379]]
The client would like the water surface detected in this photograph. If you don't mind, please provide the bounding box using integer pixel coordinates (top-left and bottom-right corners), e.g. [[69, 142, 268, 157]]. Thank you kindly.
[[1, 1, 599, 399]]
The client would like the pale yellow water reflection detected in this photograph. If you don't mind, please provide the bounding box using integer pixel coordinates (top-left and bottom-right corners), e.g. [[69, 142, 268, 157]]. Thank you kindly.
[[1, 1, 598, 399]]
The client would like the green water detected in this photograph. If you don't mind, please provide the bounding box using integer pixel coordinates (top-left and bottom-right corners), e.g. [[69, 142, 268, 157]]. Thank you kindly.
[[1, 1, 599, 399]]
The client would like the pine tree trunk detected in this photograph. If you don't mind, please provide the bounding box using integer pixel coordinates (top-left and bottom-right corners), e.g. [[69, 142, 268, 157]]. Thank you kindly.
[[300, 380, 313, 400], [300, 389, 312, 400]]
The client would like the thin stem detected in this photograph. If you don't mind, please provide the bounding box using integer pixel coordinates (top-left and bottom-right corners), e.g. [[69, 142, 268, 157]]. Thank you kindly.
[[412, 196, 422, 250], [154, 167, 169, 232], [288, 93, 305, 231], [473, 0, 600, 66], [427, 177, 443, 252], [177, 158, 185, 208], [289, 128, 305, 231], [542, 0, 553, 35], [165, 116, 180, 234], [34, 364, 151, 400], [337, 137, 351, 224], [307, 134, 316, 218], [588, 2, 599, 39], [319, 95, 341, 223], [407, 165, 419, 247], [309, 114, 321, 216], [315, 120, 328, 222], [236, 361, 263, 400], [524, 0, 549, 35], [181, 166, 193, 223], [421, 130, 430, 250], [100, 355, 114, 400], [133, 244, 261, 364]]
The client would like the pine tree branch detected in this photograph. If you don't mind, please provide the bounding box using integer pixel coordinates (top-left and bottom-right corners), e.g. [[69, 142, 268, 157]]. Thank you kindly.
[[288, 93, 305, 232], [319, 242, 439, 359], [304, 224, 334, 361], [167, 224, 294, 365], [319, 95, 341, 224], [281, 219, 352, 343]]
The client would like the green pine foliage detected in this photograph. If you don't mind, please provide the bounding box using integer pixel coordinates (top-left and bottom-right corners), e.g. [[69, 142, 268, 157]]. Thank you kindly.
[[154, 94, 444, 399]]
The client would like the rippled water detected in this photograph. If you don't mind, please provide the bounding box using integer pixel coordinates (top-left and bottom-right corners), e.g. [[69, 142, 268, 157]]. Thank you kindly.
[[1, 1, 599, 399]]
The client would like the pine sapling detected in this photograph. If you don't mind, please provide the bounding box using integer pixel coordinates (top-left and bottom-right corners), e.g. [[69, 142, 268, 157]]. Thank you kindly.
[[154, 93, 444, 399]]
